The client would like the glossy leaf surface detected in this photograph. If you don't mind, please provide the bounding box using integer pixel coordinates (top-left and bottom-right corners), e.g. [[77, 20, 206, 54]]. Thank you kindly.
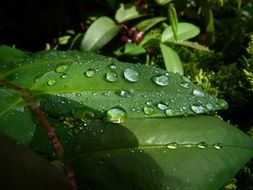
[[65, 116, 253, 190], [135, 17, 167, 32], [1, 50, 228, 120], [115, 3, 142, 23], [80, 16, 121, 52], [162, 22, 200, 43]]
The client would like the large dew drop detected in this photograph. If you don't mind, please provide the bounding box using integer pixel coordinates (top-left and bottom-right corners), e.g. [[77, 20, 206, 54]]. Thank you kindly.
[[84, 69, 95, 78], [152, 75, 169, 86], [196, 142, 208, 149], [157, 103, 168, 110], [190, 103, 206, 114], [166, 142, 178, 149], [55, 65, 68, 73], [123, 68, 140, 82], [192, 89, 205, 97], [213, 143, 223, 150], [106, 107, 126, 123], [143, 106, 154, 115], [105, 71, 118, 82], [165, 108, 175, 116], [47, 79, 56, 86]]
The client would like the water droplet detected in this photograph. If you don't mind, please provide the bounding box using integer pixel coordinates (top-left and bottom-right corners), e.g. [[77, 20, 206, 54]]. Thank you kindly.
[[84, 69, 95, 78], [192, 89, 205, 97], [47, 79, 56, 86], [197, 142, 208, 149], [165, 108, 175, 116], [109, 63, 117, 69], [206, 103, 214, 110], [106, 107, 126, 123], [152, 75, 169, 86], [190, 103, 206, 113], [116, 90, 133, 98], [55, 65, 68, 73], [180, 81, 190, 88], [213, 143, 223, 150], [61, 73, 67, 79], [143, 107, 154, 115], [217, 99, 228, 109], [105, 71, 118, 82], [157, 103, 168, 110], [146, 101, 152, 106], [123, 68, 140, 82], [166, 142, 178, 149]]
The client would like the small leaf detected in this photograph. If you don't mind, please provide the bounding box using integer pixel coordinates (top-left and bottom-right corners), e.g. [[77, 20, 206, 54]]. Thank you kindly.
[[80, 16, 121, 52], [115, 3, 142, 23], [155, 0, 172, 6], [124, 42, 146, 55], [160, 43, 184, 75], [64, 115, 253, 190], [162, 22, 200, 42], [168, 4, 178, 41], [135, 17, 167, 32], [175, 41, 211, 52]]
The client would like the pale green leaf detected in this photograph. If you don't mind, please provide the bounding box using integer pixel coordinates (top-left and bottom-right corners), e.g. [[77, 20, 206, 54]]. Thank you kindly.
[[80, 16, 121, 52], [135, 17, 167, 32], [160, 43, 184, 75], [155, 0, 172, 6], [162, 22, 200, 43], [115, 3, 142, 23], [124, 42, 146, 55]]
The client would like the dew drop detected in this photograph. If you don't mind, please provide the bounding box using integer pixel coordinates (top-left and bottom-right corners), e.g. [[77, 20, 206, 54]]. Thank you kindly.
[[106, 107, 126, 123], [55, 64, 68, 73], [165, 108, 175, 116], [143, 106, 154, 115], [180, 81, 190, 88], [217, 99, 228, 109], [61, 73, 67, 79], [213, 143, 223, 150], [116, 90, 133, 98], [190, 103, 206, 113], [146, 101, 152, 106], [84, 69, 95, 78], [123, 68, 140, 82], [206, 103, 214, 110], [109, 63, 117, 69], [105, 71, 118, 82], [196, 142, 208, 149], [47, 79, 56, 86], [157, 103, 168, 110], [192, 89, 205, 97], [152, 75, 169, 86], [166, 142, 178, 149]]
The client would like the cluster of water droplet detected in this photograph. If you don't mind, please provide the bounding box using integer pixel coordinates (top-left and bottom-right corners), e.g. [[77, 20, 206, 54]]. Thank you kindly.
[[165, 142, 223, 150]]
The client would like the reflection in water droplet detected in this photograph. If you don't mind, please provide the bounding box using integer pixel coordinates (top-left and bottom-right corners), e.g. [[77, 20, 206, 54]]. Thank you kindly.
[[84, 69, 95, 78], [47, 79, 56, 86], [61, 73, 67, 79], [123, 68, 140, 82], [143, 107, 154, 115], [166, 142, 178, 149], [197, 142, 208, 149], [191, 103, 206, 113], [165, 108, 175, 116], [152, 75, 169, 86], [192, 89, 205, 97], [157, 103, 168, 110], [105, 71, 118, 82], [213, 143, 223, 150], [55, 65, 68, 73], [116, 90, 133, 98], [106, 107, 126, 123], [206, 103, 213, 110], [180, 76, 191, 88]]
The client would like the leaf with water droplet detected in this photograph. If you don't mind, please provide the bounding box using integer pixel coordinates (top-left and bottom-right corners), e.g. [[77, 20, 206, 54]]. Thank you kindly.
[[1, 50, 229, 119]]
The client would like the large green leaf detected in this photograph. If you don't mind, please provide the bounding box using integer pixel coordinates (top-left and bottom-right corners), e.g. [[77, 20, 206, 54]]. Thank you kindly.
[[162, 22, 200, 43], [64, 115, 253, 190], [0, 49, 228, 120], [80, 16, 121, 52]]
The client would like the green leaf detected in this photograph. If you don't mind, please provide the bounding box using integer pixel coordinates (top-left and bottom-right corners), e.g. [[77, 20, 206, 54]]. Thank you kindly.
[[80, 16, 121, 52], [162, 22, 200, 43], [115, 3, 142, 23], [64, 115, 253, 190], [175, 41, 211, 52], [0, 87, 37, 145], [135, 17, 167, 32], [155, 0, 172, 6], [168, 4, 178, 41], [160, 43, 184, 75], [0, 132, 72, 190], [124, 42, 146, 55], [0, 50, 228, 120]]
